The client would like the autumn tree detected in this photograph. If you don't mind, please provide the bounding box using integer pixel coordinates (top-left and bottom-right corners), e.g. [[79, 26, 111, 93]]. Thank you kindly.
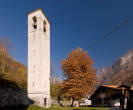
[[0, 37, 11, 73], [0, 37, 27, 90], [61, 48, 97, 106]]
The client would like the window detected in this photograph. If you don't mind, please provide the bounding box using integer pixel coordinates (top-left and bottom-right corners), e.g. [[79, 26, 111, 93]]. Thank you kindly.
[[44, 98, 47, 106], [33, 65, 36, 73], [43, 20, 47, 32], [45, 83, 46, 88], [33, 50, 36, 56], [33, 82, 35, 87], [33, 16, 37, 29]]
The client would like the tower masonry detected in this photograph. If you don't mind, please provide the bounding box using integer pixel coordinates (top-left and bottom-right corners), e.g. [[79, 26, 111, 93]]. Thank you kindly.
[[27, 9, 50, 108]]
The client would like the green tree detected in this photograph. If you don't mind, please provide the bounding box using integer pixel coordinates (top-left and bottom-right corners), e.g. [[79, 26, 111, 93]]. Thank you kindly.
[[50, 82, 62, 104]]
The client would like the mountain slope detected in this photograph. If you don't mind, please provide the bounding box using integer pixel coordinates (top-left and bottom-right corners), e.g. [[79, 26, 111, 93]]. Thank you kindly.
[[98, 48, 133, 86]]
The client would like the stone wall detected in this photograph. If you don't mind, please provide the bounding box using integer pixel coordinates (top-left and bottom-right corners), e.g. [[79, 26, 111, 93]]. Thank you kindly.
[[0, 78, 33, 107]]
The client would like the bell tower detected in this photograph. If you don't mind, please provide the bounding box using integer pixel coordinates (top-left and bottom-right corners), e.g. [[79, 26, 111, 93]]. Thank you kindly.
[[27, 9, 50, 108]]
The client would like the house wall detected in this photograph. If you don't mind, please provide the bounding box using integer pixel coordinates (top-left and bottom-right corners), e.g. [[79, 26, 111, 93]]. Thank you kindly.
[[91, 87, 122, 107]]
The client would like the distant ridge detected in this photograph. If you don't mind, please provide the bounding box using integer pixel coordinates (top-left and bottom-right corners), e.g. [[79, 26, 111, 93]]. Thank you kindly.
[[98, 48, 133, 86]]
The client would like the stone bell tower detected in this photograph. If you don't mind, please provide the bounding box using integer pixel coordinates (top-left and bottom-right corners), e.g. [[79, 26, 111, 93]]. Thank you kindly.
[[27, 9, 50, 108]]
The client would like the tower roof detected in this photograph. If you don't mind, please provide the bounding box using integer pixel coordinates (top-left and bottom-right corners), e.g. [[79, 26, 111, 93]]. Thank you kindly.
[[27, 8, 51, 25]]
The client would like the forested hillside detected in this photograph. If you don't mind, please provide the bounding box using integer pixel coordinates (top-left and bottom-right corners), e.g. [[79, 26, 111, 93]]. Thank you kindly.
[[0, 37, 27, 90], [98, 48, 133, 86]]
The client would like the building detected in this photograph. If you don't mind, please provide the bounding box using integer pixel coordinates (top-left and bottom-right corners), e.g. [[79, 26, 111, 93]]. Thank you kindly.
[[89, 85, 133, 109], [79, 97, 91, 107], [27, 9, 50, 108]]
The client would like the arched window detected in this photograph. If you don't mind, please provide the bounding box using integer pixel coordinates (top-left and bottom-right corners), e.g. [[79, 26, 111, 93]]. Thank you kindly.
[[32, 16, 37, 29], [43, 20, 47, 32]]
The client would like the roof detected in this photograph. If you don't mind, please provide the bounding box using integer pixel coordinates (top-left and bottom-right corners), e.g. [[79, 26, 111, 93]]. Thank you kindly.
[[130, 87, 133, 90], [89, 84, 133, 100], [102, 85, 121, 90], [27, 8, 51, 25]]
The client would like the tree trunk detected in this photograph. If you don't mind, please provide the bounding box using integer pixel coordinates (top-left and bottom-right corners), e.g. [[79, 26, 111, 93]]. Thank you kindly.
[[2, 60, 5, 73], [57, 95, 63, 106], [71, 97, 75, 107], [57, 95, 61, 104]]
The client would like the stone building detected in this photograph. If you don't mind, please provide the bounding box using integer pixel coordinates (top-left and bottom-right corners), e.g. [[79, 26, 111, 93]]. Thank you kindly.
[[27, 9, 50, 108]]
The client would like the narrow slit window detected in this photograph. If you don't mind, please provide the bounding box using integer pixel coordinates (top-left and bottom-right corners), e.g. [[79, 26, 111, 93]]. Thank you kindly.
[[43, 20, 47, 32], [44, 98, 47, 106], [33, 16, 37, 29], [33, 65, 36, 73], [33, 82, 35, 87], [33, 50, 36, 56]]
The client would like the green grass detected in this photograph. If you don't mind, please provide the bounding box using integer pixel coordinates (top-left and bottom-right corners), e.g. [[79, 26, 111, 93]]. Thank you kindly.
[[27, 105, 109, 110]]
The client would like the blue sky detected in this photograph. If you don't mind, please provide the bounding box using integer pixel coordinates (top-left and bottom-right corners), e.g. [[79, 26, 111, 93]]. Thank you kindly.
[[0, 0, 133, 76]]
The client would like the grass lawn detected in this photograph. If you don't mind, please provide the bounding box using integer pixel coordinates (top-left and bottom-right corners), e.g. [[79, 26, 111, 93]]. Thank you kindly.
[[27, 105, 109, 110]]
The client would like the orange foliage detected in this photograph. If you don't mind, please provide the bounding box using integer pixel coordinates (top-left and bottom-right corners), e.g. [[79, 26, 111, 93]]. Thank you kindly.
[[61, 48, 97, 104], [0, 37, 27, 90]]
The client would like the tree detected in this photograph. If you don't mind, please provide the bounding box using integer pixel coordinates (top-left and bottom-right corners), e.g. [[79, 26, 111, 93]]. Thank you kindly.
[[0, 37, 27, 90], [50, 82, 63, 104], [50, 61, 59, 83], [50, 61, 64, 105], [0, 37, 11, 73], [61, 48, 97, 106]]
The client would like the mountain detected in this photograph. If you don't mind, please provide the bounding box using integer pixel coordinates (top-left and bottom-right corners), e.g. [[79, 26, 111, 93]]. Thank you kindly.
[[98, 48, 133, 86]]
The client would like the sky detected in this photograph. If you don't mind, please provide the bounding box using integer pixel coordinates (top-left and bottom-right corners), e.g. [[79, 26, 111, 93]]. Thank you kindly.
[[0, 0, 133, 76]]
